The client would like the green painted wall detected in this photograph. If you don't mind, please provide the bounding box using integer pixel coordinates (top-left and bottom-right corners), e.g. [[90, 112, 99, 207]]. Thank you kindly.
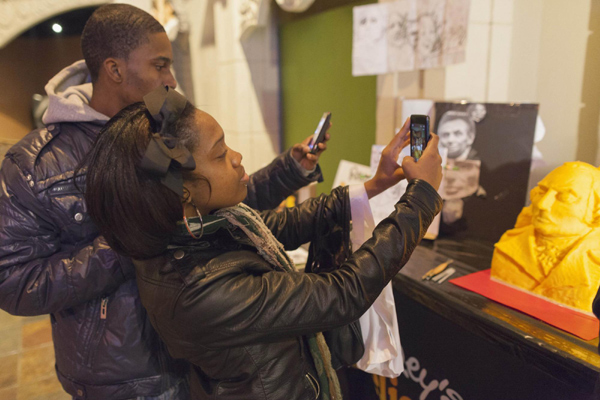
[[279, 1, 377, 194]]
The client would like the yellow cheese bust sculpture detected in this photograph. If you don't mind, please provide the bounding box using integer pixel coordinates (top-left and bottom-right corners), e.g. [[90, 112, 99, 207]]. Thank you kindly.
[[491, 162, 600, 313]]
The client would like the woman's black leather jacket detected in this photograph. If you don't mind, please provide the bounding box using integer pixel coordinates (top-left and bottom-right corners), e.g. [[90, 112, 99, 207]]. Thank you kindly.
[[134, 179, 442, 400]]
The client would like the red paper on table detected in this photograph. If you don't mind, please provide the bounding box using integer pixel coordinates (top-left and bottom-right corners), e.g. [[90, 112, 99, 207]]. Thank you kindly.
[[450, 269, 600, 341]]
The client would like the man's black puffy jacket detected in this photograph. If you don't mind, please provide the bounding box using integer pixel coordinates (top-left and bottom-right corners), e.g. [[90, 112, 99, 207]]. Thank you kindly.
[[134, 180, 442, 400], [0, 120, 321, 399]]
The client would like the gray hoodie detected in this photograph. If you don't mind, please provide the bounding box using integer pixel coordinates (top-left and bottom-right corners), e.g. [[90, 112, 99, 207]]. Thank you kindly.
[[42, 59, 108, 125]]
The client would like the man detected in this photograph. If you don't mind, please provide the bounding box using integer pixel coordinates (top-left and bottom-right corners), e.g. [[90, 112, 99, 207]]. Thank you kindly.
[[0, 4, 325, 399], [491, 161, 600, 313], [437, 110, 479, 160]]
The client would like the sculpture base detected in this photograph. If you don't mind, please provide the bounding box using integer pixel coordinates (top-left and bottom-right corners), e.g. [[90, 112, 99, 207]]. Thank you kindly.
[[450, 269, 599, 340]]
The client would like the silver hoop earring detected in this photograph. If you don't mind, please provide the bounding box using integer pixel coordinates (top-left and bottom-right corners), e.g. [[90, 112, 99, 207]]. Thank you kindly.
[[183, 204, 204, 239]]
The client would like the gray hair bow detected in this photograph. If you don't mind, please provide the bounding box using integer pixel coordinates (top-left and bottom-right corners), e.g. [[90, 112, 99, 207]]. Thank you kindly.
[[139, 86, 196, 197]]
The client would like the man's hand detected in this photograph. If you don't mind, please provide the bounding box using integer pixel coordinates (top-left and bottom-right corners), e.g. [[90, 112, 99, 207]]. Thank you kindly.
[[291, 128, 330, 171], [364, 118, 411, 199]]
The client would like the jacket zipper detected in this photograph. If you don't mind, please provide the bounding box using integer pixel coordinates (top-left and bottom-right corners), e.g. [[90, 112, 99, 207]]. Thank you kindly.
[[100, 297, 108, 319], [83, 296, 107, 367], [306, 373, 320, 400]]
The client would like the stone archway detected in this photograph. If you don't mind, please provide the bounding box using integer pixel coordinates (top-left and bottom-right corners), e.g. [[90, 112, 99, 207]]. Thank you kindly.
[[0, 0, 108, 49], [0, 0, 109, 143]]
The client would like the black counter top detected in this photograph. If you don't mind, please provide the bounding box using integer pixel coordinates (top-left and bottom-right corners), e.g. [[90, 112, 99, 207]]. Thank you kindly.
[[392, 239, 600, 393]]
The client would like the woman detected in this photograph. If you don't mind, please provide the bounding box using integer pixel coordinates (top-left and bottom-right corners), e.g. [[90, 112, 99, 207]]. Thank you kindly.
[[84, 87, 442, 400]]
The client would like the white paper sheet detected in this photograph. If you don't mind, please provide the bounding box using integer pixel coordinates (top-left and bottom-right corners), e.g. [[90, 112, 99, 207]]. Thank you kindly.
[[333, 160, 372, 189], [415, 0, 446, 69], [387, 0, 417, 72], [443, 0, 470, 65], [400, 98, 434, 122], [352, 3, 389, 76]]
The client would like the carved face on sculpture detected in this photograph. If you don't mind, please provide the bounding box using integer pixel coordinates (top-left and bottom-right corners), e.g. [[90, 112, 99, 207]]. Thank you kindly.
[[529, 162, 600, 237]]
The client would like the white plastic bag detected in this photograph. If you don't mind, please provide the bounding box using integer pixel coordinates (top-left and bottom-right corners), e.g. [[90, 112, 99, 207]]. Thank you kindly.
[[355, 283, 404, 377], [349, 185, 404, 378]]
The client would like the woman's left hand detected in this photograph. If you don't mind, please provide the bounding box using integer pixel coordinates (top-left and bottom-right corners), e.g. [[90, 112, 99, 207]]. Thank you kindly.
[[364, 118, 411, 199]]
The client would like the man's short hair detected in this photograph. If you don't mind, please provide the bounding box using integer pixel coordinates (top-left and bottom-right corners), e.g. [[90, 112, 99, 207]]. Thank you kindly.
[[81, 4, 165, 82]]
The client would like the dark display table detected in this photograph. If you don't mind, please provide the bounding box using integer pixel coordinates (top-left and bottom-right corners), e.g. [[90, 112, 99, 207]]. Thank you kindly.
[[339, 239, 600, 400]]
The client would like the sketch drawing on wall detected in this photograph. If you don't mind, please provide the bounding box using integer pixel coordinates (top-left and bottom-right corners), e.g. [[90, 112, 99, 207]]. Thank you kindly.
[[386, 0, 417, 72], [443, 0, 470, 64], [415, 0, 445, 69], [352, 0, 470, 76], [352, 3, 388, 76]]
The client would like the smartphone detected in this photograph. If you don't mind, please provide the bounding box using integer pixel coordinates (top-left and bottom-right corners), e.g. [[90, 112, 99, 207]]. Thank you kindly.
[[309, 112, 331, 154], [410, 114, 430, 161]]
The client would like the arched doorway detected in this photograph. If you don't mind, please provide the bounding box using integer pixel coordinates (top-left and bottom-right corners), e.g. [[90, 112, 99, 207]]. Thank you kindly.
[[0, 1, 107, 154], [0, 0, 107, 48]]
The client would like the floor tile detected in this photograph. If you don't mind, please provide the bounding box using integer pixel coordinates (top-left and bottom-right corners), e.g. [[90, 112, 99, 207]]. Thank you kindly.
[[19, 344, 55, 384], [0, 326, 20, 356], [0, 312, 67, 400], [0, 353, 19, 388], [17, 375, 68, 400], [40, 392, 71, 400], [0, 311, 48, 329], [0, 310, 26, 330], [0, 386, 17, 400], [0, 386, 18, 400], [22, 318, 52, 349]]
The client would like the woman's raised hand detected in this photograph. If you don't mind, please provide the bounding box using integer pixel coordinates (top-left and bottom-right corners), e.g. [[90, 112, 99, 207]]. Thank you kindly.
[[364, 118, 411, 199]]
